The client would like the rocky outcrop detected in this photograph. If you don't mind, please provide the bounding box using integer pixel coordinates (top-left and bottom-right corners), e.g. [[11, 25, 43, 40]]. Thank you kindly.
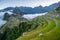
[[3, 12, 11, 21], [13, 7, 24, 17]]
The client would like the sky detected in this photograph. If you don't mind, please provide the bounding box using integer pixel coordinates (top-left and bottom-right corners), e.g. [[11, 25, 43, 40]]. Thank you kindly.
[[0, 0, 60, 9]]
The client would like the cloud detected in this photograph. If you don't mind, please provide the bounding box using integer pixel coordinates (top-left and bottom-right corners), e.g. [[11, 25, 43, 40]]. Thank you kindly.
[[23, 12, 47, 19]]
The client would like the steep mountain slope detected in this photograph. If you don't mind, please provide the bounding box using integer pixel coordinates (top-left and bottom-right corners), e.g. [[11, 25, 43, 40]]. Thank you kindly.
[[0, 7, 44, 40], [16, 5, 60, 40]]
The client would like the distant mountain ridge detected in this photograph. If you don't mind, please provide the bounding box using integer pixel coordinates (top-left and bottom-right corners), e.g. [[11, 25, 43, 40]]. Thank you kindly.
[[0, 3, 59, 14]]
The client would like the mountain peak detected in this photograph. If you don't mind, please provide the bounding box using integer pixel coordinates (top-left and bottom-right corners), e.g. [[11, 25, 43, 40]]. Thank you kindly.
[[39, 5, 43, 7], [58, 1, 60, 6], [0, 3, 59, 13]]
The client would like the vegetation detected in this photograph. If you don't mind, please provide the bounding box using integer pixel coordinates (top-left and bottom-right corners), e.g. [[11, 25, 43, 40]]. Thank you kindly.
[[0, 6, 60, 40], [16, 6, 60, 40]]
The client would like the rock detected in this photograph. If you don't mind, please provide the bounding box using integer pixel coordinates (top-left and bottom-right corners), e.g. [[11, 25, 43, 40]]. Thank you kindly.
[[56, 15, 59, 17], [0, 30, 4, 34], [3, 12, 11, 21], [39, 33, 43, 37]]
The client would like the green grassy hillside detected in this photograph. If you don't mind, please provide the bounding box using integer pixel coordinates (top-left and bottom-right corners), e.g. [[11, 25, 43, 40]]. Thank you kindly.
[[16, 6, 60, 40]]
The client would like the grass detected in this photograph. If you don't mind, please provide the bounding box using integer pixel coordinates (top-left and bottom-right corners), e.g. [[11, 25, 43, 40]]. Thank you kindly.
[[29, 18, 60, 40], [16, 10, 60, 40], [16, 16, 56, 40]]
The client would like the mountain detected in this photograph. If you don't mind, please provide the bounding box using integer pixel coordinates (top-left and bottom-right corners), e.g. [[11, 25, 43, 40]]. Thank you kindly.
[[44, 3, 58, 11], [16, 4, 60, 40], [19, 3, 58, 13], [0, 7, 14, 12], [0, 5, 60, 40], [0, 3, 58, 14]]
